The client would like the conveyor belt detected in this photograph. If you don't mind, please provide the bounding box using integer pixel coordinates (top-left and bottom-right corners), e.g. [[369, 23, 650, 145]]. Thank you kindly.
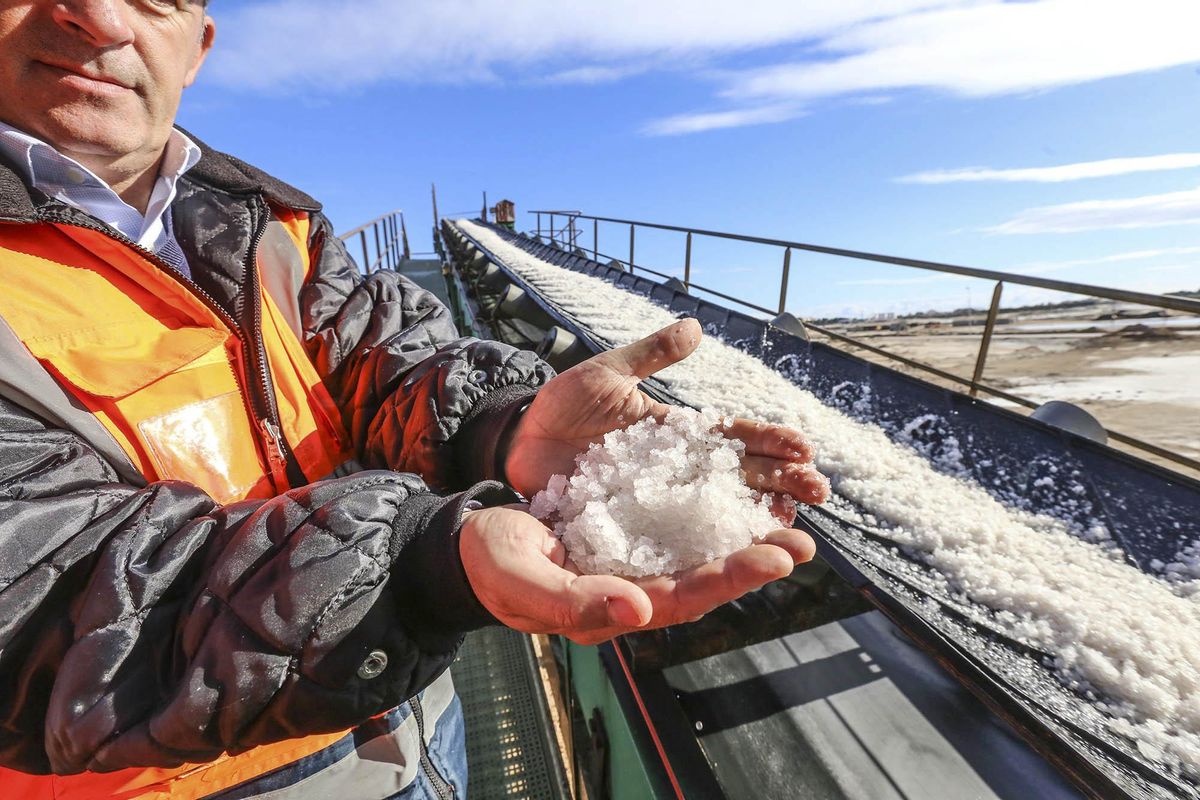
[[445, 219, 1200, 800]]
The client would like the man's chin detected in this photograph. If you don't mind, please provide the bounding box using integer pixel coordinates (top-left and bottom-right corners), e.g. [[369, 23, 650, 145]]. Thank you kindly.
[[35, 104, 152, 160]]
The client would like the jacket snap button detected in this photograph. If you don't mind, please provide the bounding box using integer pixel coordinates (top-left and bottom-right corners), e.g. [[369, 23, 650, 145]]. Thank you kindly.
[[358, 649, 388, 680], [469, 369, 487, 383]]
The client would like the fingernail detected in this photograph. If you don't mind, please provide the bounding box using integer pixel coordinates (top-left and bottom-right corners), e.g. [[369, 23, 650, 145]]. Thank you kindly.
[[607, 598, 642, 627]]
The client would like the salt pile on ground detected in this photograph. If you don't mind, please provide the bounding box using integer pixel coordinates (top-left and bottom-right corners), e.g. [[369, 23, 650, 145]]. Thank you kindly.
[[530, 407, 786, 577], [458, 219, 1200, 779]]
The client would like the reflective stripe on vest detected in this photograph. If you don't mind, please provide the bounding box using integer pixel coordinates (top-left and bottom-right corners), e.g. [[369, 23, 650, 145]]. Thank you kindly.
[[0, 213, 362, 797]]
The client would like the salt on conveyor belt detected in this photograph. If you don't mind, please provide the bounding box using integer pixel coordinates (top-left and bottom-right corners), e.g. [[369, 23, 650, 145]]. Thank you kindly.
[[530, 407, 791, 577], [457, 219, 1200, 780]]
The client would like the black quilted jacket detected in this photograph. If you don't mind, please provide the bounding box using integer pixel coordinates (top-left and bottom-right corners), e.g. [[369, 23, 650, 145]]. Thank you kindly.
[[0, 138, 552, 774]]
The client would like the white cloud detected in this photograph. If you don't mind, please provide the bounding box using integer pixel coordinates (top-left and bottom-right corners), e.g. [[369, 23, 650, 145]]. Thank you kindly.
[[204, 0, 1200, 136], [835, 274, 950, 287], [899, 153, 1200, 184], [988, 187, 1200, 234], [206, 0, 954, 91], [543, 65, 644, 85], [845, 95, 894, 106], [642, 104, 803, 136], [724, 0, 1200, 102], [832, 246, 1200, 289], [1010, 246, 1200, 274], [1144, 264, 1196, 273], [975, 282, 1185, 310]]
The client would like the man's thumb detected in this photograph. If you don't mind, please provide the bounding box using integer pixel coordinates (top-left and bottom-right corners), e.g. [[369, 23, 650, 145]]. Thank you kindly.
[[599, 318, 702, 379], [568, 574, 653, 629]]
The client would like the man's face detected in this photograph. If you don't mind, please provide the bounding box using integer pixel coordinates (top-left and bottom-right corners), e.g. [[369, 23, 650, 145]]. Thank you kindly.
[[0, 1, 214, 160]]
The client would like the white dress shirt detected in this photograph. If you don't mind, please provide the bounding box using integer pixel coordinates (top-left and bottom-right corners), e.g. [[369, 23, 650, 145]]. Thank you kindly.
[[0, 120, 201, 277]]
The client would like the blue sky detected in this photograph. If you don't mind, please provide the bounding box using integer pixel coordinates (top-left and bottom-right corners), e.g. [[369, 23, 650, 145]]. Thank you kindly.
[[179, 0, 1200, 318]]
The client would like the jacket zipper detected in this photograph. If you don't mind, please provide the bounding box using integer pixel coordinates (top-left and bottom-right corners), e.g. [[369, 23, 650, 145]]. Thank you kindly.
[[240, 199, 306, 489], [259, 419, 290, 491], [37, 207, 301, 492], [410, 697, 455, 800]]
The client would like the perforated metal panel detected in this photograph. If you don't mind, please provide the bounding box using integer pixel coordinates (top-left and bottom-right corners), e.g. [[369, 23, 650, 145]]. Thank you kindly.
[[454, 628, 569, 800]]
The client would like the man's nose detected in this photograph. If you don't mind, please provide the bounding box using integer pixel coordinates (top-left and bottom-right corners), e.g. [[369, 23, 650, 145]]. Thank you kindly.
[[50, 0, 135, 48]]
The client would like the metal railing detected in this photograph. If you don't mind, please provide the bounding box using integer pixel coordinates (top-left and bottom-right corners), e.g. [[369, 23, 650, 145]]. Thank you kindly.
[[535, 210, 584, 249], [530, 209, 1200, 473], [338, 210, 411, 272]]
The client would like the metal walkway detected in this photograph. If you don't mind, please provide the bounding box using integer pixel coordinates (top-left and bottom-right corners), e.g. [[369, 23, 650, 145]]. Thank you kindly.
[[454, 628, 570, 800]]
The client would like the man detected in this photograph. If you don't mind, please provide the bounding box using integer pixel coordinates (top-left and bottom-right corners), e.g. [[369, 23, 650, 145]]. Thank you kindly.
[[0, 1, 828, 797]]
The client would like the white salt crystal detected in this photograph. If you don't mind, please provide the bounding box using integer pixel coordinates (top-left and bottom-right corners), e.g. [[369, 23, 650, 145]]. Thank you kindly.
[[530, 407, 788, 577]]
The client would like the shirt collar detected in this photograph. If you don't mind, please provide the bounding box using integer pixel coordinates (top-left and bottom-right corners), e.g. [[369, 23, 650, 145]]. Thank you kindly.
[[0, 120, 201, 207]]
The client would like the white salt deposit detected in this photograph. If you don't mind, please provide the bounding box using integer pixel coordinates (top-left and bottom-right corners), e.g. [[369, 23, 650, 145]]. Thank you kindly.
[[1159, 538, 1200, 598], [897, 414, 968, 477], [1012, 354, 1200, 405], [530, 407, 787, 577], [458, 219, 1200, 779]]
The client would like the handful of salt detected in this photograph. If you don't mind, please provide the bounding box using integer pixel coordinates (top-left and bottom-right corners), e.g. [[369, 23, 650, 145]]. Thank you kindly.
[[530, 407, 789, 577]]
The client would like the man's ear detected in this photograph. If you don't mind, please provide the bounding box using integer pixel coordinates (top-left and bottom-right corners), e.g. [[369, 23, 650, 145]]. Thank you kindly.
[[184, 16, 216, 88]]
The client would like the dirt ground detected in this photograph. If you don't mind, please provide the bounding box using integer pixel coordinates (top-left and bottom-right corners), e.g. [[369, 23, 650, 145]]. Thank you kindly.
[[816, 318, 1200, 479]]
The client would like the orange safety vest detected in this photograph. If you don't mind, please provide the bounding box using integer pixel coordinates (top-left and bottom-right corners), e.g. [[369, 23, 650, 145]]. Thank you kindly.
[[0, 208, 359, 798]]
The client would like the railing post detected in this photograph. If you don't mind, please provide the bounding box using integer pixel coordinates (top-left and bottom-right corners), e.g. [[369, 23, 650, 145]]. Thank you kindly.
[[536, 213, 542, 240], [684, 231, 693, 289], [569, 216, 576, 248], [401, 212, 411, 260], [390, 215, 398, 268], [548, 214, 554, 246], [373, 223, 382, 273], [359, 231, 369, 274], [384, 217, 393, 270], [593, 218, 599, 261], [778, 247, 792, 314], [629, 224, 635, 272], [970, 281, 1005, 397]]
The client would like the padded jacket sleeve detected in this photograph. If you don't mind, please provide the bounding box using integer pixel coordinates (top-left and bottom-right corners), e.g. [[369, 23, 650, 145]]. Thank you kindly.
[[0, 397, 510, 775], [0, 210, 552, 775], [300, 213, 554, 489]]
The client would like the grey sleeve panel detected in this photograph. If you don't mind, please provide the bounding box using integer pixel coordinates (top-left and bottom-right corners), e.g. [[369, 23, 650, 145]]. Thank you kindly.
[[0, 313, 145, 486]]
